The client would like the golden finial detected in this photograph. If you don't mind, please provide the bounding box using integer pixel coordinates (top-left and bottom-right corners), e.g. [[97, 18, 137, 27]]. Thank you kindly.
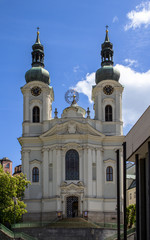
[[37, 27, 40, 35], [106, 25, 109, 33]]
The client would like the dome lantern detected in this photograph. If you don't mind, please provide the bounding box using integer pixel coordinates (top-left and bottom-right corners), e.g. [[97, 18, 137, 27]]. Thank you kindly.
[[25, 28, 50, 85], [95, 27, 120, 84]]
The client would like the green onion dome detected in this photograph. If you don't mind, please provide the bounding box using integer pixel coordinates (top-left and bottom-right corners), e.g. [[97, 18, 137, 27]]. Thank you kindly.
[[25, 67, 50, 84], [95, 28, 120, 84], [25, 29, 50, 85], [96, 65, 120, 84]]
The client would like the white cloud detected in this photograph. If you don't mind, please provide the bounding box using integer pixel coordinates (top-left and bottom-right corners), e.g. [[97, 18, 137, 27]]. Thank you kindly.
[[113, 16, 119, 23], [124, 59, 138, 67], [73, 65, 150, 129], [125, 2, 150, 30], [74, 72, 95, 103]]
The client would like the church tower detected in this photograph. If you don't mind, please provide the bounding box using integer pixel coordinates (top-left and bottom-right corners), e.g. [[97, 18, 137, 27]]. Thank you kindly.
[[92, 28, 123, 136], [21, 29, 54, 137]]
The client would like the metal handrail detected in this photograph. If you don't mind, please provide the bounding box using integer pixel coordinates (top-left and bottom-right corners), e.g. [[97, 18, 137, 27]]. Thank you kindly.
[[0, 223, 37, 240]]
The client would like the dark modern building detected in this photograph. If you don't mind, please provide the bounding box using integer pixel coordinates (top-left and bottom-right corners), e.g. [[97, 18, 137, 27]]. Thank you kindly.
[[124, 105, 150, 240]]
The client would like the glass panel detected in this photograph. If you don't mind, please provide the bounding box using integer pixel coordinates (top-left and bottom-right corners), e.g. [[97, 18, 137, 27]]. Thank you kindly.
[[65, 149, 79, 180], [105, 105, 112, 121], [33, 107, 40, 123], [5, 163, 10, 168], [106, 166, 113, 181], [32, 167, 39, 182]]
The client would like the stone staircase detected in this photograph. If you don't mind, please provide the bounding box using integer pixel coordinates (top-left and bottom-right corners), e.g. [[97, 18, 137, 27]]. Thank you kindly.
[[13, 218, 117, 240]]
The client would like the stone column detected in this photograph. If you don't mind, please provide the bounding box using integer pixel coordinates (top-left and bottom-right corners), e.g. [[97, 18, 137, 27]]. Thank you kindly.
[[96, 149, 103, 198], [87, 148, 92, 196], [79, 149, 82, 181], [22, 150, 30, 199], [83, 148, 87, 193], [56, 148, 61, 196], [43, 149, 49, 198], [49, 149, 53, 196], [52, 149, 57, 196]]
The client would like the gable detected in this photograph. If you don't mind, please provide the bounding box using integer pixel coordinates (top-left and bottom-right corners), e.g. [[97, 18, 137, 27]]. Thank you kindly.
[[40, 120, 105, 139]]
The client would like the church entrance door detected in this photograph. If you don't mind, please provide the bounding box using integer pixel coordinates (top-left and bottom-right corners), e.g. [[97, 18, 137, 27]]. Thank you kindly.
[[67, 196, 78, 218]]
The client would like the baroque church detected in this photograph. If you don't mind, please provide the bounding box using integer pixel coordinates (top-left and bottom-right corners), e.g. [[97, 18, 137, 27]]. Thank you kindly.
[[18, 29, 124, 222]]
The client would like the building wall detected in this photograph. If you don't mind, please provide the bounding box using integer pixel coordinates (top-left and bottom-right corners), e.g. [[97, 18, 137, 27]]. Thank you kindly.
[[0, 157, 12, 175]]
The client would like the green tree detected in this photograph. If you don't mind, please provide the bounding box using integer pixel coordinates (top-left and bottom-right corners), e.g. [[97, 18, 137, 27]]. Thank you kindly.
[[0, 165, 30, 225], [126, 204, 136, 228]]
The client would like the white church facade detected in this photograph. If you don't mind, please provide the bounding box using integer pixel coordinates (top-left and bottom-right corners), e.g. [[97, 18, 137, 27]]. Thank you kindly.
[[18, 29, 124, 222]]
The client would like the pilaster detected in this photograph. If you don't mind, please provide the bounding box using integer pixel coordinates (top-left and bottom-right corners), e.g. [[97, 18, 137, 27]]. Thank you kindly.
[[42, 149, 49, 198], [53, 149, 57, 196], [56, 148, 61, 195], [96, 148, 103, 198], [24, 92, 30, 122], [83, 148, 87, 193], [43, 91, 49, 121], [87, 148, 92, 196], [22, 150, 30, 199]]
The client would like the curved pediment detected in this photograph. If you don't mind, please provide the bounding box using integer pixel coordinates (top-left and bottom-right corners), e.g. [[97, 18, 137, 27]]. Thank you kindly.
[[40, 120, 105, 139]]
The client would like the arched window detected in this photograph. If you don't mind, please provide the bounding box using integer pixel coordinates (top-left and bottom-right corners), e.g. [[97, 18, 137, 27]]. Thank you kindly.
[[105, 105, 112, 121], [32, 167, 39, 182], [65, 149, 79, 180], [33, 106, 40, 123], [106, 166, 113, 181]]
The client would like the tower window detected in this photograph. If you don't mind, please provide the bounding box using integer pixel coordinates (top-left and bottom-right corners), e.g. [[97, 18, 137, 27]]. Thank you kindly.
[[33, 106, 40, 123], [65, 149, 79, 180], [32, 167, 39, 182], [105, 105, 112, 121], [106, 166, 113, 181]]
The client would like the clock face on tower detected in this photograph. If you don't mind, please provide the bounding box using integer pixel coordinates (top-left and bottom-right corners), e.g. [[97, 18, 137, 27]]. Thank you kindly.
[[103, 85, 114, 95], [31, 86, 42, 96]]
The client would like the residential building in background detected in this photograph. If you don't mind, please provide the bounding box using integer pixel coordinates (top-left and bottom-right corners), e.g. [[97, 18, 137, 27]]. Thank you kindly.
[[13, 164, 22, 176], [125, 105, 150, 240], [0, 157, 12, 175], [127, 179, 136, 206]]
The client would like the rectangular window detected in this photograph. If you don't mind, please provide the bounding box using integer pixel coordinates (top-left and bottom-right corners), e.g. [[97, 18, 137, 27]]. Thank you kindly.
[[130, 193, 132, 200], [134, 192, 136, 198], [49, 164, 53, 181], [5, 163, 10, 168], [92, 163, 96, 181]]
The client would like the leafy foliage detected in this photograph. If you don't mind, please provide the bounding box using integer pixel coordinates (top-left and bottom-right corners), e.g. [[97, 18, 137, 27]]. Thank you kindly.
[[126, 204, 136, 228], [0, 165, 30, 225]]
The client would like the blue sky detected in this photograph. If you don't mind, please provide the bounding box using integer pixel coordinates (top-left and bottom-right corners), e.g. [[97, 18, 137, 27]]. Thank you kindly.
[[0, 0, 150, 171]]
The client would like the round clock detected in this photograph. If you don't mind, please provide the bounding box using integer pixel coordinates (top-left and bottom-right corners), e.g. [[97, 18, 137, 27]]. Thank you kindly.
[[103, 85, 114, 95], [31, 86, 42, 96]]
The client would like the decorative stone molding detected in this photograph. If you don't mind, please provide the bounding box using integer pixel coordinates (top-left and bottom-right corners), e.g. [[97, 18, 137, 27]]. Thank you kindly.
[[30, 99, 42, 105], [103, 158, 116, 164], [68, 123, 76, 134], [29, 159, 42, 164], [60, 182, 85, 196]]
